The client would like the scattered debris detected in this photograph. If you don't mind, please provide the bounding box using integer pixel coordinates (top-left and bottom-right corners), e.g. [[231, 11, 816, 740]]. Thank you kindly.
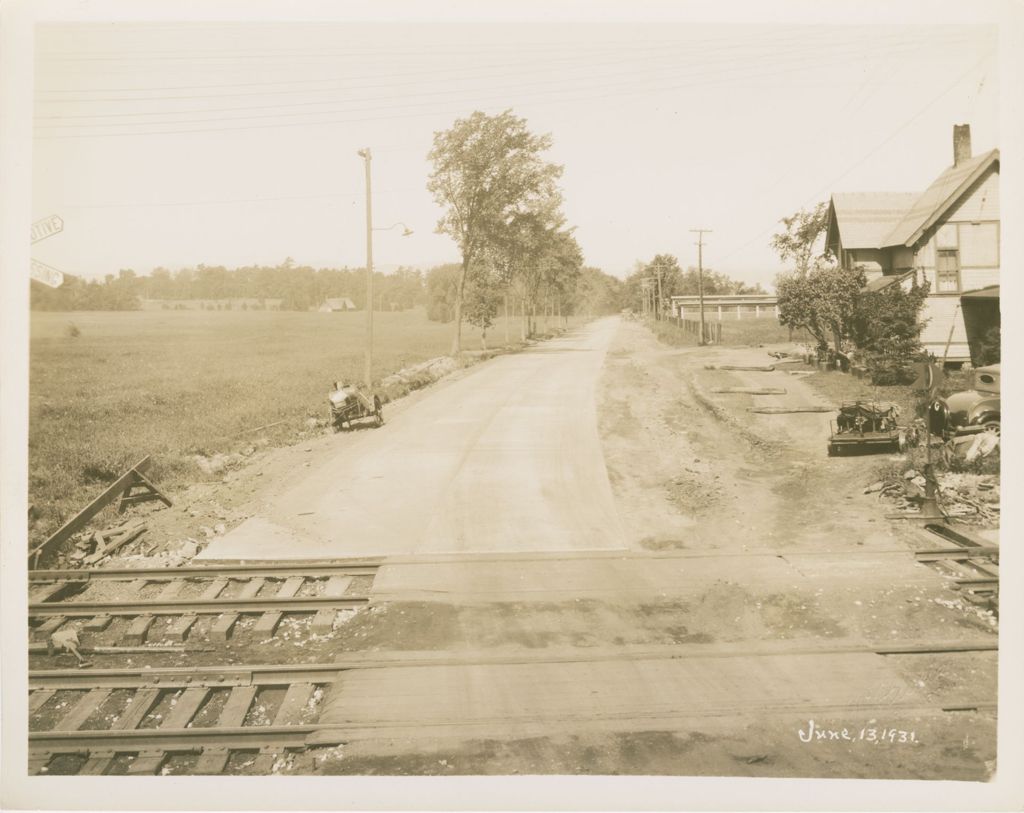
[[705, 364, 775, 372], [712, 387, 787, 395], [874, 470, 999, 524], [84, 523, 147, 565], [752, 405, 833, 414]]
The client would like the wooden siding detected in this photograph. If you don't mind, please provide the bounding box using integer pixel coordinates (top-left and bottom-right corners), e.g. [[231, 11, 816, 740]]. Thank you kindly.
[[945, 167, 999, 222], [920, 295, 969, 360]]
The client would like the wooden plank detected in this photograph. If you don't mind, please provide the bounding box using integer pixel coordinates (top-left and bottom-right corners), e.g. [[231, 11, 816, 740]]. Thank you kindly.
[[29, 582, 70, 603], [253, 612, 282, 640], [201, 578, 228, 600], [78, 750, 116, 775], [110, 688, 160, 730], [194, 748, 230, 775], [127, 749, 166, 775], [28, 753, 52, 775], [157, 580, 185, 600], [210, 613, 238, 642], [311, 609, 336, 635], [238, 578, 265, 599], [273, 683, 315, 725], [130, 470, 173, 507], [711, 387, 787, 395], [122, 615, 156, 646], [276, 576, 305, 598], [29, 689, 56, 714], [324, 576, 352, 598], [84, 526, 147, 565], [33, 616, 66, 642], [166, 614, 197, 642], [160, 687, 208, 729], [750, 405, 834, 414], [29, 456, 152, 567], [217, 686, 257, 727], [54, 689, 111, 731], [83, 615, 112, 632]]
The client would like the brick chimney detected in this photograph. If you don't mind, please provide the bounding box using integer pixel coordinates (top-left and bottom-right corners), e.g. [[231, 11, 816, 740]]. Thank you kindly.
[[953, 124, 972, 166]]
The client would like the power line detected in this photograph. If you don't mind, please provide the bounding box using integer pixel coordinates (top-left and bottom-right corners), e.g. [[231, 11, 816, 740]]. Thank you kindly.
[[34, 40, 985, 138], [33, 35, 976, 127], [34, 28, 976, 102], [715, 50, 995, 267]]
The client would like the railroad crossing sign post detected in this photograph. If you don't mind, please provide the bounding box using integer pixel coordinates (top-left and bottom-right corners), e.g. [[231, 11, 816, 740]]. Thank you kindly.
[[30, 214, 66, 288], [911, 359, 946, 519], [31, 215, 64, 244], [30, 259, 65, 288]]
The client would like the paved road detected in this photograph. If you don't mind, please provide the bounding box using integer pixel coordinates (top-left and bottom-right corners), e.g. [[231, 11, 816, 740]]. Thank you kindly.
[[200, 318, 625, 560]]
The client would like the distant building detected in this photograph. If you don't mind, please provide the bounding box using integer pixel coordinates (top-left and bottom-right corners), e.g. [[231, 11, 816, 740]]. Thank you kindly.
[[825, 125, 999, 361], [319, 297, 357, 312], [669, 293, 778, 320]]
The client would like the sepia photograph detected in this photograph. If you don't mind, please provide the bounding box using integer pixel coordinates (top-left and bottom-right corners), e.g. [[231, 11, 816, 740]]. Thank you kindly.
[[1, 1, 1022, 810]]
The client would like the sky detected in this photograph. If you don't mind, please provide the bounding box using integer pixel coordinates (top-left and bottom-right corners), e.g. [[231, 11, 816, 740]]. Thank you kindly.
[[31, 19, 998, 289]]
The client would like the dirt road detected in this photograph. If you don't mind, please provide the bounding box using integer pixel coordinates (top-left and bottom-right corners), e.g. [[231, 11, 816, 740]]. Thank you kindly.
[[200, 318, 624, 560], [201, 317, 996, 778]]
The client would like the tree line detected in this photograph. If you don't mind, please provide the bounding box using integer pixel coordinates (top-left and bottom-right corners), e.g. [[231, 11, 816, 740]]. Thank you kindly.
[[622, 254, 766, 312], [30, 260, 427, 312]]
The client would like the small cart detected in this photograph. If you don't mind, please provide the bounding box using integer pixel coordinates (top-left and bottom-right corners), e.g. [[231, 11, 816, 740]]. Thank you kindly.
[[328, 382, 383, 431], [827, 401, 906, 456]]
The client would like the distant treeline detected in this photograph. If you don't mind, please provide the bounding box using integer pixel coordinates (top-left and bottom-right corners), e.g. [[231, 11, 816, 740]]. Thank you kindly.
[[29, 257, 625, 318], [30, 259, 425, 312]]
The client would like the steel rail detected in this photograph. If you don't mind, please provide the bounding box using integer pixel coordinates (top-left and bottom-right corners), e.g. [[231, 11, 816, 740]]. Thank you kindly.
[[29, 640, 999, 690], [29, 594, 369, 618], [30, 663, 345, 689], [29, 725, 316, 752], [29, 560, 381, 583]]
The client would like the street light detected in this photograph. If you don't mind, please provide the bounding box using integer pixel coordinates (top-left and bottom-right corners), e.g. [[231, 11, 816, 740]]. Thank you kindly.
[[357, 148, 412, 388]]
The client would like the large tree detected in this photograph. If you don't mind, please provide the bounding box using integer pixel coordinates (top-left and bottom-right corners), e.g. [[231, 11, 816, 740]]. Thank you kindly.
[[770, 201, 831, 276], [427, 110, 563, 355], [776, 264, 864, 357]]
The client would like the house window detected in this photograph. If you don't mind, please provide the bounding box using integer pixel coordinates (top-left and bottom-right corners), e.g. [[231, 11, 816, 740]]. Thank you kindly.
[[936, 249, 961, 292]]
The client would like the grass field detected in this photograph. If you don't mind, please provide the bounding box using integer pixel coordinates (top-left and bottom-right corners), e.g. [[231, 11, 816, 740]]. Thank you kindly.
[[649, 315, 811, 347], [29, 308, 572, 540]]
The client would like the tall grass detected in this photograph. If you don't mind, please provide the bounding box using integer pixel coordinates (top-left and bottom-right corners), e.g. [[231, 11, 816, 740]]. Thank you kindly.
[[650, 316, 808, 347], [28, 308, 561, 540]]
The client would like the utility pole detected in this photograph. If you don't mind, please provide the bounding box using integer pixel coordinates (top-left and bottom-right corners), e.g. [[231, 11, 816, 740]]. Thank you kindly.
[[358, 148, 373, 388], [655, 264, 664, 320], [690, 229, 712, 345]]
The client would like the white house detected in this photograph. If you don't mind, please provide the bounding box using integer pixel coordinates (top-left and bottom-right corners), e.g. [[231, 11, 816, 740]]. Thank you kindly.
[[824, 125, 999, 361]]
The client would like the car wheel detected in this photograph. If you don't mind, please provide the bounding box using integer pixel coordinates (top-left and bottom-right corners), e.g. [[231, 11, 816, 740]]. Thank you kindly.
[[982, 420, 1000, 436]]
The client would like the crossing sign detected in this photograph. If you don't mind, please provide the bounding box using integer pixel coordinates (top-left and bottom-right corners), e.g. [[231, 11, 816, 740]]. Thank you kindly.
[[31, 215, 64, 244], [910, 360, 944, 394], [30, 259, 65, 288]]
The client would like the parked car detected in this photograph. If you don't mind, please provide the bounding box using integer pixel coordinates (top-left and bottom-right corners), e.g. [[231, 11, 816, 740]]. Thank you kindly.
[[928, 363, 1000, 438], [328, 381, 383, 431]]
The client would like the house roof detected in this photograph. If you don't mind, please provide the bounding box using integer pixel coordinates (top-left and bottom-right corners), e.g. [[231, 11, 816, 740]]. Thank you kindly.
[[960, 285, 999, 300], [323, 297, 354, 307], [860, 270, 914, 294], [829, 192, 919, 249], [883, 149, 1000, 247]]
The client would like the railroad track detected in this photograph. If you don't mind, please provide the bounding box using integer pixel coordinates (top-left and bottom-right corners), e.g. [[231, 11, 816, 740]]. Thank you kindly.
[[28, 663, 339, 775], [913, 523, 999, 599], [29, 560, 381, 646], [28, 641, 998, 775]]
